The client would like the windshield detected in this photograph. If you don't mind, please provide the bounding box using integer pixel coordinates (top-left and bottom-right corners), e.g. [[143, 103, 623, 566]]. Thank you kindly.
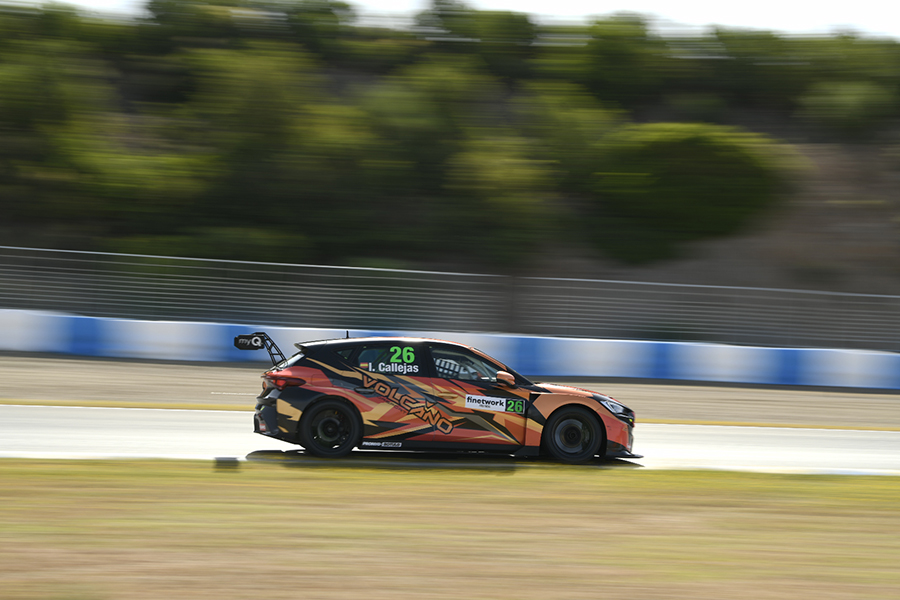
[[467, 346, 532, 385]]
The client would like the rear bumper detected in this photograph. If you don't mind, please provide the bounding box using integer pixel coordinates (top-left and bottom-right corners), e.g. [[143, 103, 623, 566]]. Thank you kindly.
[[254, 404, 282, 438], [254, 386, 323, 444]]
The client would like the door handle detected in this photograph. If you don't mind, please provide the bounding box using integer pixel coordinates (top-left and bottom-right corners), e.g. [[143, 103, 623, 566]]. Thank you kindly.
[[355, 387, 375, 394], [436, 392, 457, 400]]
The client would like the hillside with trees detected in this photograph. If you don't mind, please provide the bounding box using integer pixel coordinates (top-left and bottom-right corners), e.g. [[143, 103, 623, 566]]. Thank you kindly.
[[1, 1, 899, 292]]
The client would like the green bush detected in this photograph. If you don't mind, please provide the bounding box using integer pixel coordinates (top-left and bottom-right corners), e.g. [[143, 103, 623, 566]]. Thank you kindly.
[[107, 227, 309, 262], [798, 81, 896, 137], [588, 123, 797, 263], [443, 135, 556, 266]]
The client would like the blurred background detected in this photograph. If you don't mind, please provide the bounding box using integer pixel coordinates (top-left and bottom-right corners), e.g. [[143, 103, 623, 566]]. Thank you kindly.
[[3, 10, 900, 600], [2, 0, 900, 351]]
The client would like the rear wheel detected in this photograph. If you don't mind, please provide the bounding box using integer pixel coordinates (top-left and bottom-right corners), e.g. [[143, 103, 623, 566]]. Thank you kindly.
[[543, 406, 604, 464], [298, 400, 361, 458]]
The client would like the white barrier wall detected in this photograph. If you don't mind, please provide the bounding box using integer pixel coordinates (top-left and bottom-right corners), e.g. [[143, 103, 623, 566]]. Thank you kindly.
[[2, 309, 899, 389]]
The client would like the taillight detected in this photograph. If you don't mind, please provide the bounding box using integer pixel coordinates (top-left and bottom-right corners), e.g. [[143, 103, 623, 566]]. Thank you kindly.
[[264, 374, 306, 390]]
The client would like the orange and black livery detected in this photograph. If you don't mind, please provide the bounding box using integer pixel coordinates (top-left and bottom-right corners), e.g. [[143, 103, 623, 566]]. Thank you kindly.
[[236, 333, 639, 463]]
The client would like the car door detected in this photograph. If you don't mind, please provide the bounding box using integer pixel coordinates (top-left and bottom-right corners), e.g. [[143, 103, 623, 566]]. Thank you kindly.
[[425, 343, 529, 447], [350, 341, 444, 446]]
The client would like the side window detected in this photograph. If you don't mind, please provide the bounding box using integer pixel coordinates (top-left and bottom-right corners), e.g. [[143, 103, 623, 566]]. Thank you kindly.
[[431, 346, 500, 381], [335, 348, 354, 360], [356, 344, 423, 376]]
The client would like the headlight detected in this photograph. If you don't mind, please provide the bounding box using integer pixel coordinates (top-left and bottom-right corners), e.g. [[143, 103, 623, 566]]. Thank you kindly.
[[598, 397, 635, 426], [600, 398, 626, 415]]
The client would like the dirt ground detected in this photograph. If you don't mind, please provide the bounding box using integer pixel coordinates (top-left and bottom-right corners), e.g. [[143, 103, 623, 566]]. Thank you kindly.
[[2, 353, 899, 429]]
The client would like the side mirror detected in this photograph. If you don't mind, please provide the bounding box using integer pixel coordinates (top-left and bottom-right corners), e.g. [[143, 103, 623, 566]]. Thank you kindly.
[[495, 371, 516, 387]]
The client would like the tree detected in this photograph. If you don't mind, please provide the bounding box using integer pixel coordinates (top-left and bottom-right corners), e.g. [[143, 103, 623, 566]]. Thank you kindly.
[[443, 135, 555, 266], [587, 123, 798, 263], [515, 81, 623, 194], [582, 13, 666, 107], [798, 81, 896, 138]]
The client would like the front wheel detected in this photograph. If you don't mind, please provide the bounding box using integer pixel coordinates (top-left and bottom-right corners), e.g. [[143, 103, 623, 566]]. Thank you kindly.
[[543, 406, 604, 464], [298, 400, 361, 458]]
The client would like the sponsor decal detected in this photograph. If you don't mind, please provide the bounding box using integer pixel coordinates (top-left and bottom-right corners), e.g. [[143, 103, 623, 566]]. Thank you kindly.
[[361, 440, 403, 448], [465, 395, 525, 414], [235, 334, 264, 349], [361, 374, 454, 434]]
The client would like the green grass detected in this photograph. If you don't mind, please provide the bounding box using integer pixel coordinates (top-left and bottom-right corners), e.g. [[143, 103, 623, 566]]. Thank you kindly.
[[1, 460, 898, 600]]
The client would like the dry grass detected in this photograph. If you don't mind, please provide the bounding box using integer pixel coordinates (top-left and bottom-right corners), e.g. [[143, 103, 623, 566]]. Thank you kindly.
[[1, 459, 898, 600]]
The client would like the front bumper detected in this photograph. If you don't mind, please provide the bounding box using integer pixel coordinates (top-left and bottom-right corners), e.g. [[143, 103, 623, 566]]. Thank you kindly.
[[606, 442, 643, 459]]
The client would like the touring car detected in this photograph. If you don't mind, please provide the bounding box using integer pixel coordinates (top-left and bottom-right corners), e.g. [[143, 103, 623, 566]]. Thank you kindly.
[[235, 333, 638, 463]]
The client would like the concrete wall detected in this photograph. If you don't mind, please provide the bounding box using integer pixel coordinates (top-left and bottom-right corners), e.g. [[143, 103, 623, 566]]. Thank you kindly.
[[3, 309, 899, 389]]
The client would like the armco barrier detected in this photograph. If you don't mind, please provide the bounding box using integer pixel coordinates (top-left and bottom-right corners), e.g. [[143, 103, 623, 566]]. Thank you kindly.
[[2, 309, 900, 389]]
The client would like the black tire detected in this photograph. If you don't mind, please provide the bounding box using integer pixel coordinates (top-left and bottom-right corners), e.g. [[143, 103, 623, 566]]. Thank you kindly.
[[543, 406, 604, 464], [297, 400, 361, 458]]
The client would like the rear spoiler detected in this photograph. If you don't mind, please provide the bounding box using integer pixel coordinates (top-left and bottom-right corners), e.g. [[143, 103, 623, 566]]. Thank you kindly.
[[233, 332, 286, 366]]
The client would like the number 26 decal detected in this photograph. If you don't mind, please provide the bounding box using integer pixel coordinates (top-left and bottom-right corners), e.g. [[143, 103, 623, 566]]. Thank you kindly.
[[506, 399, 525, 414], [389, 346, 416, 364]]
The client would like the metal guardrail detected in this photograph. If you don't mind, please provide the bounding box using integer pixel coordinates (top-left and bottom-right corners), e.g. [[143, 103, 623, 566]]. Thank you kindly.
[[2, 245, 900, 351]]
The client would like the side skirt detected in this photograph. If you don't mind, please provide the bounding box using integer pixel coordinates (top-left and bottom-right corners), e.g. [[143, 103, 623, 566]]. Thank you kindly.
[[359, 440, 540, 456]]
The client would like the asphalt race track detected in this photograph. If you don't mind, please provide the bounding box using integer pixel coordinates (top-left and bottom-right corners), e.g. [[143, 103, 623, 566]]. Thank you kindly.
[[2, 405, 898, 474]]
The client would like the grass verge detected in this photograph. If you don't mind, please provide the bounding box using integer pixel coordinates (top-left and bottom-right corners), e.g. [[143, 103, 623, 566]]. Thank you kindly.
[[1, 459, 898, 600]]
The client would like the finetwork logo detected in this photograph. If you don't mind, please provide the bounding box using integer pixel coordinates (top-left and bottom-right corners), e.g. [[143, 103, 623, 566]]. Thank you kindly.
[[464, 395, 507, 411]]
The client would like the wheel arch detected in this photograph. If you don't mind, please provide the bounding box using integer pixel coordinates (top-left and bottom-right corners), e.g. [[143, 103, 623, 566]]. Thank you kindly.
[[296, 394, 365, 444], [296, 395, 366, 458], [531, 395, 606, 424], [537, 400, 608, 457]]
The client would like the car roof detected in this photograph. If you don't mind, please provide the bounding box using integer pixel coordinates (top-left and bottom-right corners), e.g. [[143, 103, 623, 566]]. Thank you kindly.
[[295, 336, 474, 351], [292, 335, 530, 384]]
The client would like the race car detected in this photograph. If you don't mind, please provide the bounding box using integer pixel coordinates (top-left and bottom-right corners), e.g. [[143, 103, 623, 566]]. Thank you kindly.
[[235, 333, 638, 463]]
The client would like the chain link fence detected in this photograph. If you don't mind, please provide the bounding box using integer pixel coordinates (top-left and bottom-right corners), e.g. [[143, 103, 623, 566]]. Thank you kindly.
[[513, 277, 900, 350], [2, 245, 900, 351]]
